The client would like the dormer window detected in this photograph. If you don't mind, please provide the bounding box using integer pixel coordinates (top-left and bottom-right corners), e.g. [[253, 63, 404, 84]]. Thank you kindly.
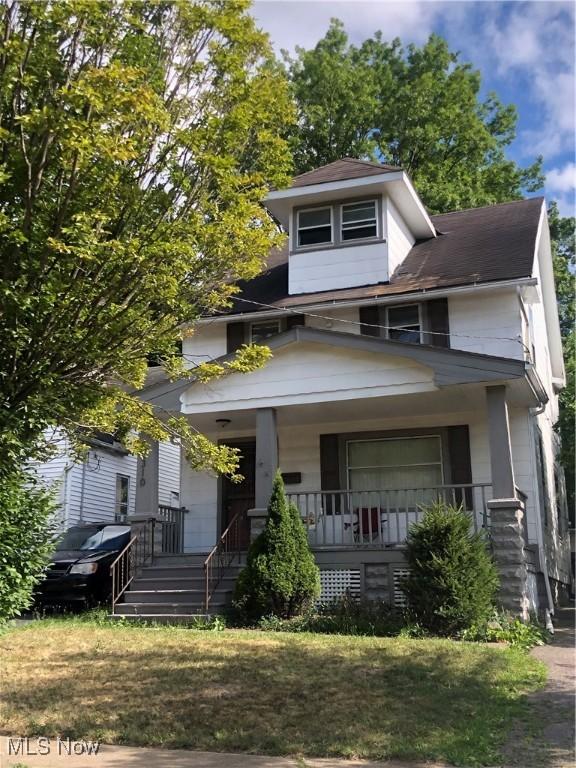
[[297, 207, 333, 247], [341, 199, 378, 241]]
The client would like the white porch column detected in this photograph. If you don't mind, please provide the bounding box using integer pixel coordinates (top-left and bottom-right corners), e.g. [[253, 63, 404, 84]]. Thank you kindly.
[[486, 385, 516, 499], [248, 408, 278, 541], [255, 407, 279, 508], [135, 438, 159, 516], [485, 385, 529, 619]]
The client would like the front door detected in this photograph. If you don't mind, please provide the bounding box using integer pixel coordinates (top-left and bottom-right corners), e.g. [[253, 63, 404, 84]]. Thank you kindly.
[[221, 440, 255, 550]]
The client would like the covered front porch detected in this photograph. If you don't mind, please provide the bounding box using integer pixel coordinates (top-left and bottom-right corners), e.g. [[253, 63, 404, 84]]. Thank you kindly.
[[136, 327, 543, 616], [176, 380, 532, 554]]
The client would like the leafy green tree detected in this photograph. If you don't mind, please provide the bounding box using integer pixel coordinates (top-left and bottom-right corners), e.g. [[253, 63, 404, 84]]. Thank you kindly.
[[402, 503, 499, 636], [0, 0, 293, 478], [0, 0, 294, 620], [548, 202, 575, 518], [0, 470, 57, 622], [234, 472, 320, 620], [285, 20, 542, 213]]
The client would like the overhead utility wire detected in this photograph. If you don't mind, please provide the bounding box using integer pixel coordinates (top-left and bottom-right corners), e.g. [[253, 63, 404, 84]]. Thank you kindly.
[[225, 296, 531, 353]]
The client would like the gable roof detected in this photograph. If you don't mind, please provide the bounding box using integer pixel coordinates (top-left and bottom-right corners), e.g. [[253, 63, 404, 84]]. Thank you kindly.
[[226, 196, 544, 314], [291, 158, 402, 188], [140, 326, 546, 411]]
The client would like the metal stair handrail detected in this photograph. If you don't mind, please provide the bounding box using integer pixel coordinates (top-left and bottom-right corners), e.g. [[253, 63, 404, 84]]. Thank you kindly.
[[203, 511, 242, 612], [110, 517, 155, 613]]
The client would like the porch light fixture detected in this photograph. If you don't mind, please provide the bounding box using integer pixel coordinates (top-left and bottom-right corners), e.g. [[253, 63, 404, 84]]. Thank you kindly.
[[215, 418, 231, 428]]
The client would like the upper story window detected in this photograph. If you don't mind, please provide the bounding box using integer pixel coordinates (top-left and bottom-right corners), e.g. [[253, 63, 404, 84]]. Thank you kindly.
[[251, 319, 281, 343], [387, 304, 421, 343], [341, 200, 378, 241], [297, 207, 333, 247]]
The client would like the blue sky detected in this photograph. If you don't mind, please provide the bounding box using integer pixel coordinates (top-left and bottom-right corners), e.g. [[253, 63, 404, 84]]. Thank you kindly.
[[252, 0, 576, 216]]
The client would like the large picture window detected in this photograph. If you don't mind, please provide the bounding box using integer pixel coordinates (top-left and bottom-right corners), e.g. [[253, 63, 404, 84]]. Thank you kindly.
[[297, 207, 333, 247], [347, 436, 443, 492], [341, 200, 378, 241]]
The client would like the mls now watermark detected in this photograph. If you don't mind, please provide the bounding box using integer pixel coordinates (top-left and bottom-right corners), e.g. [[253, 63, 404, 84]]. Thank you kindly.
[[6, 736, 100, 756]]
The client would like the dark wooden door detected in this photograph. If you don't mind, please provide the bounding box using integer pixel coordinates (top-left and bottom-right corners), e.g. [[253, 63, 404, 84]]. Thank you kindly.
[[221, 440, 255, 550]]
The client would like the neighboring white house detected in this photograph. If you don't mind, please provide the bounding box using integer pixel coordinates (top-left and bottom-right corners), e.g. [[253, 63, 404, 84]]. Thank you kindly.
[[136, 158, 571, 617], [35, 429, 181, 530]]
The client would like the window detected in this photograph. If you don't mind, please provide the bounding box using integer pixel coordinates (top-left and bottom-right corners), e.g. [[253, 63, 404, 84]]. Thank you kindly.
[[347, 436, 444, 492], [297, 207, 332, 247], [387, 304, 421, 343], [341, 200, 378, 241], [115, 474, 130, 520], [250, 320, 281, 343]]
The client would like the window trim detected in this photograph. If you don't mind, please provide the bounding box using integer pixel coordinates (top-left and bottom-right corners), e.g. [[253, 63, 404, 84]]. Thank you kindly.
[[345, 434, 445, 491], [115, 474, 130, 521], [385, 303, 423, 344], [339, 198, 379, 244], [296, 205, 334, 249]]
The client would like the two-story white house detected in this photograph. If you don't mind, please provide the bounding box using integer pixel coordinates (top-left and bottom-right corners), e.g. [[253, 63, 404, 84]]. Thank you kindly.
[[125, 158, 570, 621]]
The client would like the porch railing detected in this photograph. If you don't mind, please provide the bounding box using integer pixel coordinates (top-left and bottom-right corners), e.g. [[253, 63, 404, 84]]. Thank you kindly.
[[157, 504, 186, 554], [203, 510, 243, 612], [110, 517, 155, 613], [287, 484, 493, 549]]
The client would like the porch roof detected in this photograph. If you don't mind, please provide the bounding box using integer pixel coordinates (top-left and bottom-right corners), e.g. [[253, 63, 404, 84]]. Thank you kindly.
[[138, 326, 547, 414]]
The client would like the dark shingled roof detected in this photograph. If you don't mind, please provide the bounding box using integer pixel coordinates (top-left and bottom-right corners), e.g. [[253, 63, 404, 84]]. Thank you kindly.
[[291, 158, 401, 188], [225, 196, 543, 315]]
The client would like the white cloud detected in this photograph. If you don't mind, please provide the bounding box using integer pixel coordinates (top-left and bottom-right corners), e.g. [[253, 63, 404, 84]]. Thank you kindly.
[[251, 1, 449, 54], [476, 2, 575, 162], [547, 162, 576, 194]]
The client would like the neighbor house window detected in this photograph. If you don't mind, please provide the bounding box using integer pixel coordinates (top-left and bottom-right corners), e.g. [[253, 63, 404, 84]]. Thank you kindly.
[[387, 304, 421, 343], [297, 207, 333, 247], [115, 474, 130, 520], [250, 319, 281, 343], [347, 436, 444, 493], [341, 199, 378, 241]]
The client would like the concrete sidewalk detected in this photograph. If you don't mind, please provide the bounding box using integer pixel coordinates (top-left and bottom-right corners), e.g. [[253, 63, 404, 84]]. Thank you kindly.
[[0, 741, 450, 768], [502, 605, 575, 768]]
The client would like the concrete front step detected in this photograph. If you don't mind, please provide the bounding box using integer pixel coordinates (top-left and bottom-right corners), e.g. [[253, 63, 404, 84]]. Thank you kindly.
[[150, 554, 210, 566], [132, 576, 237, 590], [139, 565, 243, 580], [114, 602, 229, 615], [125, 588, 232, 604]]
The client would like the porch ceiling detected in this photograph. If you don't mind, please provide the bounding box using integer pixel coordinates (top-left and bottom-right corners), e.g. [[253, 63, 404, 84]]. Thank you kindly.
[[184, 378, 536, 434]]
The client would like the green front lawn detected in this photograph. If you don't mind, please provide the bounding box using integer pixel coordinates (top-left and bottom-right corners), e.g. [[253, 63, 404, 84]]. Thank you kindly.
[[0, 618, 546, 766]]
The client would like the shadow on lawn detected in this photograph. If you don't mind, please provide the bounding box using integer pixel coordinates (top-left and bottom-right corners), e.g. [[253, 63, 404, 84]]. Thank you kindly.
[[1, 633, 547, 766]]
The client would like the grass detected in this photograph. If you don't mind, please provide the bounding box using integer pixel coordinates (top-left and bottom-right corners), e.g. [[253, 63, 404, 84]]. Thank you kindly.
[[0, 616, 546, 767]]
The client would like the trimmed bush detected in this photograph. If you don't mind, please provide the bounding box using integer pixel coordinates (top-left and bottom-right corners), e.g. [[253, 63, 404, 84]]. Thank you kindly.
[[0, 470, 58, 622], [234, 472, 320, 620], [402, 502, 499, 636]]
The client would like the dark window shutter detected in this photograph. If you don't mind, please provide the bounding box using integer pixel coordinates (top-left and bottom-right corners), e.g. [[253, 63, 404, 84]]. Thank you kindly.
[[446, 426, 472, 509], [427, 298, 450, 347], [359, 306, 380, 337], [286, 314, 305, 330], [226, 322, 245, 354], [320, 434, 341, 514]]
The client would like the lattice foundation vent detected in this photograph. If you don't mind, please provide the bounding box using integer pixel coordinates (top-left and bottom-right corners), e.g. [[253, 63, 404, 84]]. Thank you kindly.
[[393, 568, 410, 609], [319, 569, 361, 602]]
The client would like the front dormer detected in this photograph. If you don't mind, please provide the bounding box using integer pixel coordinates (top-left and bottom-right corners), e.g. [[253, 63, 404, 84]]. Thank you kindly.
[[265, 158, 436, 295]]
